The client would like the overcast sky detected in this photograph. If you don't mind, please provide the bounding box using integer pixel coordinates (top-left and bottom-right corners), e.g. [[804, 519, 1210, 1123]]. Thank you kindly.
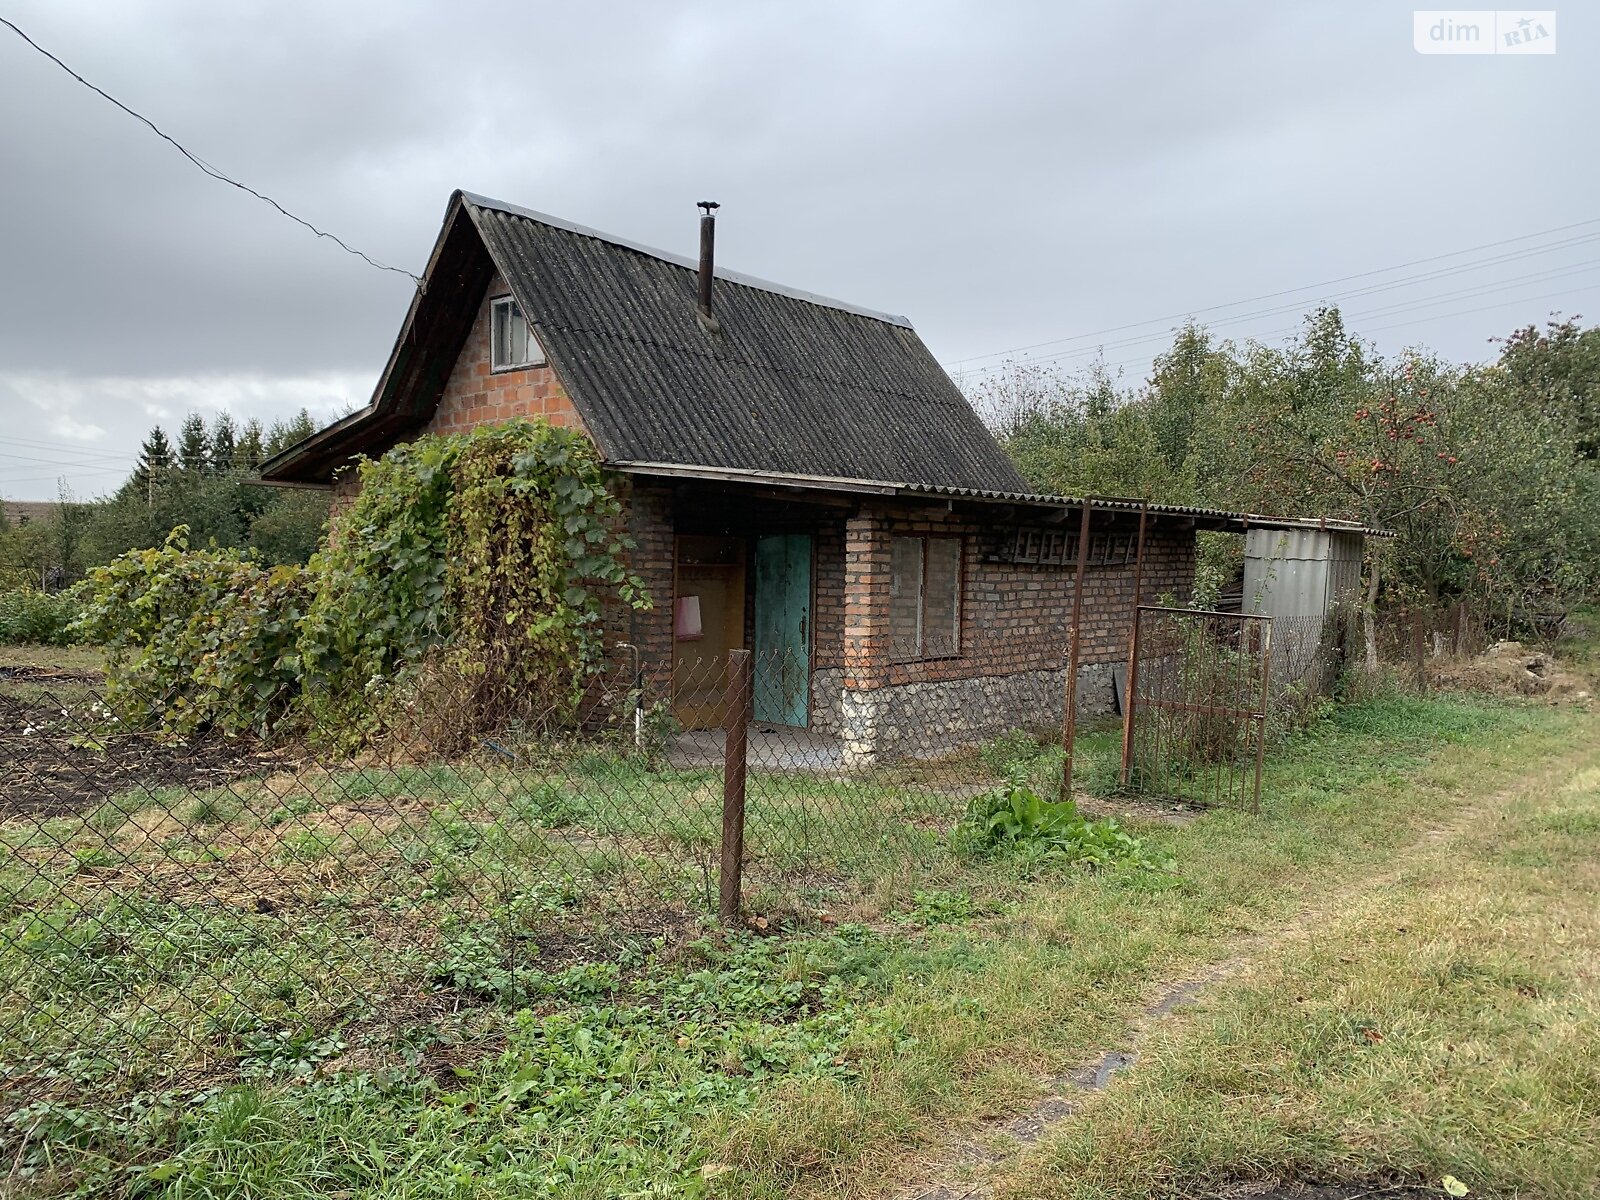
[[1, 1, 1594, 500]]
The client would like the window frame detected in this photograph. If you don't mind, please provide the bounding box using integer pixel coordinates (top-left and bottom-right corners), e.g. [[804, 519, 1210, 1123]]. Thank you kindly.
[[489, 295, 546, 372], [889, 534, 963, 663]]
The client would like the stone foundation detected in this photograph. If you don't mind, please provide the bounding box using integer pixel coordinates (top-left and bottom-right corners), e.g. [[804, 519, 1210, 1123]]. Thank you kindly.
[[837, 663, 1116, 766], [809, 666, 845, 737]]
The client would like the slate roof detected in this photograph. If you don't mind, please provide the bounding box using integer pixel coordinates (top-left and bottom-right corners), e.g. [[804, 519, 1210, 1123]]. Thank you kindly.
[[605, 462, 1396, 537], [260, 191, 1030, 493]]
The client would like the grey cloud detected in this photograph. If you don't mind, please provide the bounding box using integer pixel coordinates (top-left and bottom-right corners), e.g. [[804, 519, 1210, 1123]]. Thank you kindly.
[[1, 0, 1593, 498]]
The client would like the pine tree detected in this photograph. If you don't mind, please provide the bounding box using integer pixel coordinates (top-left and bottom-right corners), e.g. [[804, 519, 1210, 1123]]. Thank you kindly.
[[132, 426, 173, 496], [208, 413, 238, 474], [265, 408, 318, 457], [237, 419, 266, 470], [177, 414, 209, 472]]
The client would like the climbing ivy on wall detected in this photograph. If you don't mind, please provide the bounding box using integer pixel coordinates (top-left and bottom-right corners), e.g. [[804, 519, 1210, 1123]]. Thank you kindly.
[[299, 419, 650, 738], [80, 420, 649, 744]]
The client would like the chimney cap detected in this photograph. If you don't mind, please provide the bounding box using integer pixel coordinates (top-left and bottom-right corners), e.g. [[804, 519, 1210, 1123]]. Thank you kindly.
[[697, 200, 720, 215]]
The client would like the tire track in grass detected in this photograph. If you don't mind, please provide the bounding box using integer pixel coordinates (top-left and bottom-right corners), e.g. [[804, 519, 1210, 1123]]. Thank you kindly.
[[893, 739, 1600, 1200]]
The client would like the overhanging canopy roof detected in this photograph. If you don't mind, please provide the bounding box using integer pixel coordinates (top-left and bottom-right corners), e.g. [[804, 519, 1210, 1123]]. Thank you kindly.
[[609, 460, 1395, 537]]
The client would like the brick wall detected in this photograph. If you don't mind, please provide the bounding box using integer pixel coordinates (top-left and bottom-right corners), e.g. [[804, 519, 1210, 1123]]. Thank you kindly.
[[318, 275, 585, 512], [426, 274, 586, 436], [606, 480, 675, 692], [329, 467, 361, 513], [838, 500, 1195, 692], [841, 512, 891, 690], [812, 520, 846, 670]]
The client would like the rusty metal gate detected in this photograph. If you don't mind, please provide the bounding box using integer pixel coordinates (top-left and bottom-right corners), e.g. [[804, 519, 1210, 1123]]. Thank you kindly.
[[1120, 606, 1271, 812]]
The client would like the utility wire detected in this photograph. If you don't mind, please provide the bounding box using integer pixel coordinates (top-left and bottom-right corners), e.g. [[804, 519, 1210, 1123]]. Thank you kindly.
[[0, 467, 130, 487], [1086, 280, 1600, 378], [0, 15, 420, 285], [4, 433, 161, 458], [945, 215, 1600, 369], [963, 255, 1600, 374], [0, 450, 137, 468]]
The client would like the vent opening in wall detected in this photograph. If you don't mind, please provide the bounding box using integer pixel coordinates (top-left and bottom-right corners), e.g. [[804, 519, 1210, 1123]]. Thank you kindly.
[[988, 526, 1135, 568]]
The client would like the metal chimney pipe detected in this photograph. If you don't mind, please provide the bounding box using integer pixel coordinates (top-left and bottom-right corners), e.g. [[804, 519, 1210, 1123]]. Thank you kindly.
[[697, 200, 720, 320]]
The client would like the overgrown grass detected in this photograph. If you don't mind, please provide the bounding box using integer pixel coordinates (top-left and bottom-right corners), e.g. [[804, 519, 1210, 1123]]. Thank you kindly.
[[2, 688, 1594, 1198], [993, 736, 1600, 1199], [705, 693, 1598, 1199]]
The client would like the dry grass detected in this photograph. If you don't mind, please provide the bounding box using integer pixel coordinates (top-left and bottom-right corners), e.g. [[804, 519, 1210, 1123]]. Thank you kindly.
[[703, 694, 1600, 1200], [982, 760, 1600, 1200]]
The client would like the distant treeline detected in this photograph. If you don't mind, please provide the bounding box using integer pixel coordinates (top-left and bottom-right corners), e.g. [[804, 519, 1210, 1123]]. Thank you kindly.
[[0, 409, 330, 590], [967, 308, 1600, 639]]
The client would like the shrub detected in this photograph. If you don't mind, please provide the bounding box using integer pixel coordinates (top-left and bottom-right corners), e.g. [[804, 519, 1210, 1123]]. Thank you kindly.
[[956, 769, 1173, 873], [299, 420, 648, 744], [76, 421, 648, 748], [0, 588, 81, 645], [75, 528, 311, 737]]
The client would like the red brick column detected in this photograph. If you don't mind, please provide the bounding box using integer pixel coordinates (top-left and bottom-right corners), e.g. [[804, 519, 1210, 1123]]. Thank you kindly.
[[842, 508, 890, 691]]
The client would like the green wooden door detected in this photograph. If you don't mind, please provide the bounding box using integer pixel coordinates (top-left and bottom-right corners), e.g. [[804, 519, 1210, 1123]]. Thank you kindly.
[[753, 534, 811, 726]]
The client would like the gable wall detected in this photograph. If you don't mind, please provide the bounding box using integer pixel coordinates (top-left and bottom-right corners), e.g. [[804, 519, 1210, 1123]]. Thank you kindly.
[[426, 273, 586, 436]]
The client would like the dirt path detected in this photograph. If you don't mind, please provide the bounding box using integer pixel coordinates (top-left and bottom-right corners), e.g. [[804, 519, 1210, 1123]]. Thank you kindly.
[[893, 743, 1600, 1200]]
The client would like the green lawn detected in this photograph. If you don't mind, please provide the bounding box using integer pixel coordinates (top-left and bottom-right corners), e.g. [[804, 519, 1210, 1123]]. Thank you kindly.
[[710, 693, 1599, 1200], [3, 679, 1596, 1198], [991, 750, 1600, 1200]]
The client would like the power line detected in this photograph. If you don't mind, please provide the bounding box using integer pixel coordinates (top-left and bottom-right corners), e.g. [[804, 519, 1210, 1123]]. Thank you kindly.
[[2, 434, 152, 461], [0, 444, 138, 465], [961, 255, 1600, 375], [1085, 280, 1598, 379], [0, 451, 136, 470], [0, 15, 420, 285], [945, 215, 1600, 370], [0, 466, 131, 487]]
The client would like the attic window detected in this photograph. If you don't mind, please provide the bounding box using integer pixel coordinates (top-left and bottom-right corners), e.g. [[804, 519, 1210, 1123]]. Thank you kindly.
[[490, 296, 545, 371]]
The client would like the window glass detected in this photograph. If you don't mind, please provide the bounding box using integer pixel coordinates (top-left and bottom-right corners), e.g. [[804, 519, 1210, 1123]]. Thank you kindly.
[[924, 538, 961, 657], [888, 535, 962, 660], [491, 297, 544, 369], [889, 536, 923, 660]]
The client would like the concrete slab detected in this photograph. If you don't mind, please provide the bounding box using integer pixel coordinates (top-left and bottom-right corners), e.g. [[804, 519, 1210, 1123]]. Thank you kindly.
[[668, 726, 843, 772]]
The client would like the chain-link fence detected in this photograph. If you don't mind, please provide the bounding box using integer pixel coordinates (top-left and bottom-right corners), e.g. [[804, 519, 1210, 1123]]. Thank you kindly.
[[0, 636, 1092, 1131], [0, 601, 1499, 1140]]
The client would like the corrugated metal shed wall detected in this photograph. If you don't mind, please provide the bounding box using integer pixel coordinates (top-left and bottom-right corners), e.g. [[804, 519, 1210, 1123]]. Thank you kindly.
[[1327, 532, 1364, 609], [1243, 528, 1368, 692], [1243, 528, 1365, 618], [1244, 528, 1335, 618]]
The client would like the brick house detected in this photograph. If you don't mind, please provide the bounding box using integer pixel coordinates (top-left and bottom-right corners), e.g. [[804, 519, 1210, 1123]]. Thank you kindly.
[[261, 191, 1364, 763]]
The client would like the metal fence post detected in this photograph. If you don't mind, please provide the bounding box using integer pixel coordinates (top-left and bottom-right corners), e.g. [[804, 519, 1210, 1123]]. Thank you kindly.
[[1119, 502, 1149, 789], [1120, 609, 1144, 788], [1059, 501, 1093, 802], [719, 648, 752, 923], [1253, 617, 1272, 815]]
